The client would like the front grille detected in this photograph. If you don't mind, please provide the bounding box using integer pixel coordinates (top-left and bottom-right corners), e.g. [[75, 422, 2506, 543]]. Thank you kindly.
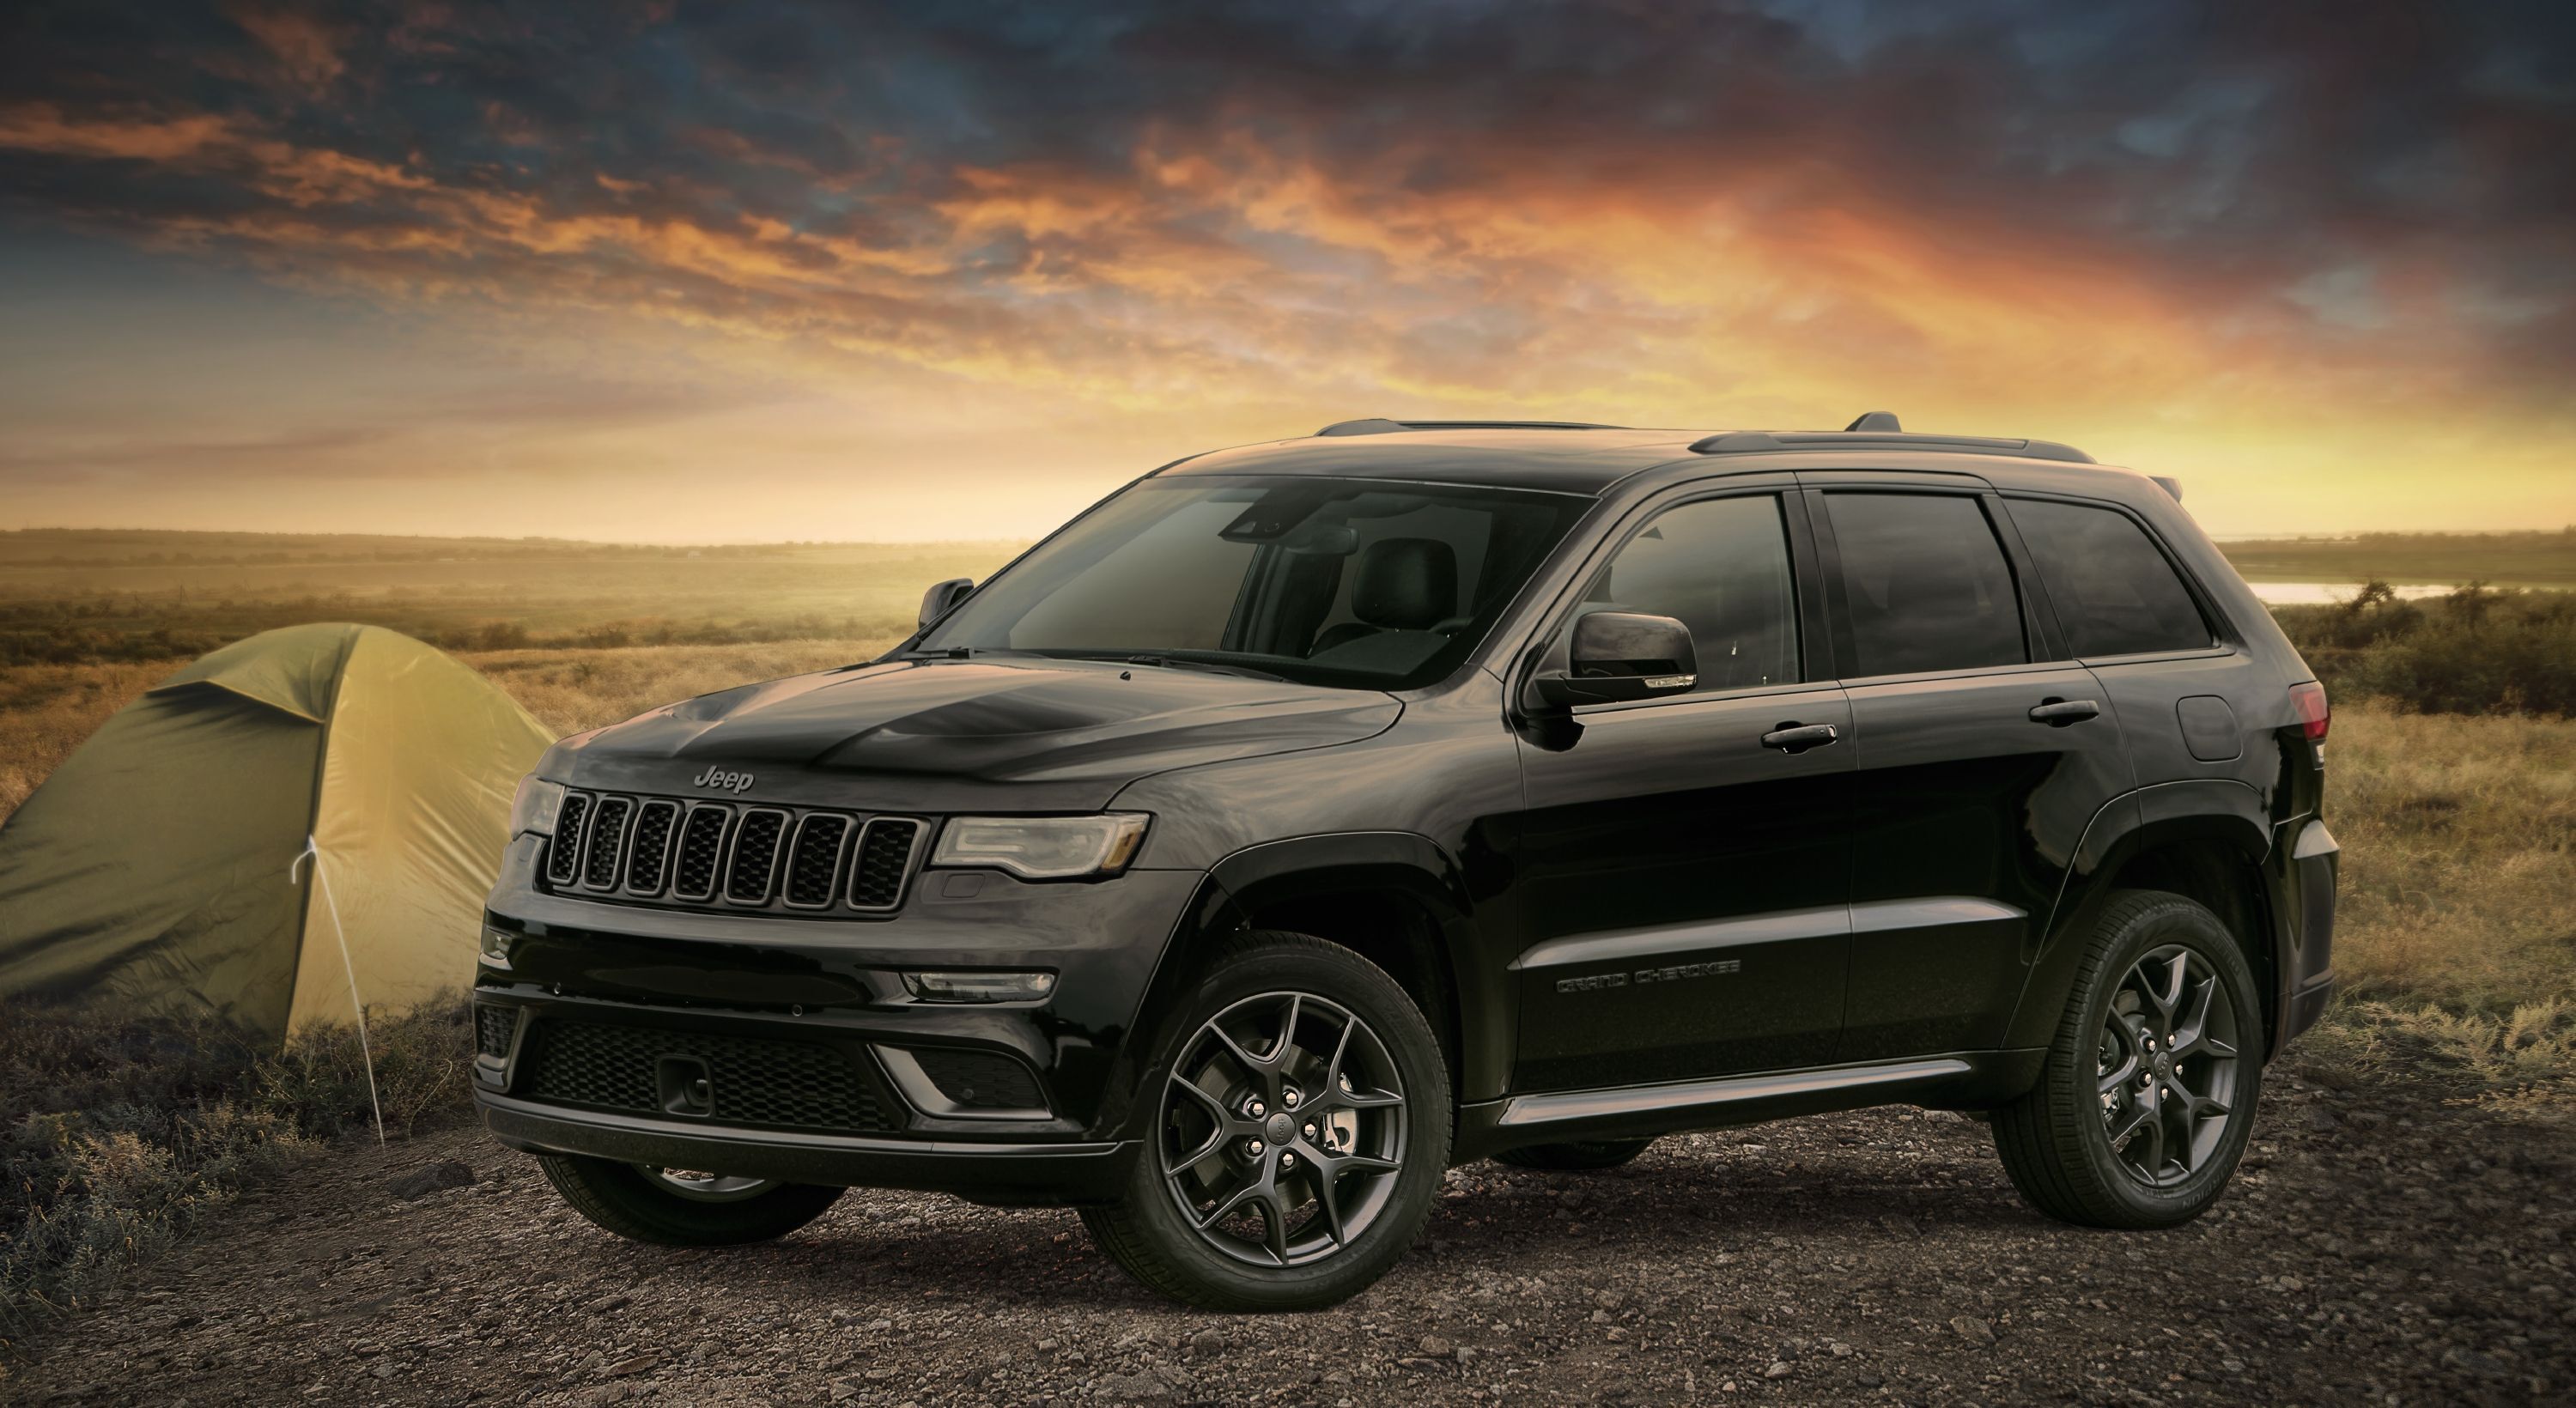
[[475, 1004, 518, 1059], [517, 1019, 893, 1132], [624, 800, 679, 895], [538, 790, 928, 918], [544, 792, 592, 885], [672, 805, 728, 900], [581, 797, 633, 889], [851, 819, 921, 910], [908, 1047, 1046, 1113]]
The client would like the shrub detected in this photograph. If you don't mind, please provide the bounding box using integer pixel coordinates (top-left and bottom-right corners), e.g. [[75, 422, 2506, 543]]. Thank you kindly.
[[0, 998, 476, 1347], [2272, 583, 2576, 716]]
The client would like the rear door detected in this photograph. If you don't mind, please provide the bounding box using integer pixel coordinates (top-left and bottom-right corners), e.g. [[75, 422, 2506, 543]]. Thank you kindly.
[[1807, 480, 2136, 1061], [1508, 481, 1856, 1090], [1999, 494, 2269, 789]]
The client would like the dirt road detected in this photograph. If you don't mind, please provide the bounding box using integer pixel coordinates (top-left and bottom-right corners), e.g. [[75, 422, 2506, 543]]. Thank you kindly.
[[9, 1059, 2569, 1406]]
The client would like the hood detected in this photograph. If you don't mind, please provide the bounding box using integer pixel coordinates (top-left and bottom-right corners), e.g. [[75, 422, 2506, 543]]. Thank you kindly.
[[547, 656, 1403, 813]]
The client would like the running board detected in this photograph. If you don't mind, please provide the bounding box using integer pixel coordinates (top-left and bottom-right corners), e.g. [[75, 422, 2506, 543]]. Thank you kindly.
[[1449, 1050, 2041, 1162], [1495, 1056, 1971, 1127]]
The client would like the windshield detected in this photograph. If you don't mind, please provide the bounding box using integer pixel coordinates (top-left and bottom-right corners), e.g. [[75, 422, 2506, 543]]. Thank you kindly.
[[914, 476, 1591, 689]]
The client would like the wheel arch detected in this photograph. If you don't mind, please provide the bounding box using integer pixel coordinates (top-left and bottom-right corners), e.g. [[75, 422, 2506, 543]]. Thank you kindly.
[[1097, 833, 1494, 1144], [2008, 782, 2281, 1056]]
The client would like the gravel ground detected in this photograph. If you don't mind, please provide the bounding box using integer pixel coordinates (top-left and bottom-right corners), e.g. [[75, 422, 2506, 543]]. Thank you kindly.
[[7, 1060, 2570, 1407]]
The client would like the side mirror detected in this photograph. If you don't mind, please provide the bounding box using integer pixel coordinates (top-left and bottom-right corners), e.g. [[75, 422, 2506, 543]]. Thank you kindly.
[[1534, 611, 1698, 708], [918, 577, 975, 632]]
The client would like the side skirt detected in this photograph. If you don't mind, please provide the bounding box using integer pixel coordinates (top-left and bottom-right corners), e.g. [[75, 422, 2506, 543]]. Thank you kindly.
[[1450, 1049, 2046, 1162]]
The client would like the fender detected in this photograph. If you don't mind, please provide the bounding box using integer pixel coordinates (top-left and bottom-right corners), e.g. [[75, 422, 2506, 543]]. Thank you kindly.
[[1090, 832, 1498, 1143], [2002, 779, 2275, 1054]]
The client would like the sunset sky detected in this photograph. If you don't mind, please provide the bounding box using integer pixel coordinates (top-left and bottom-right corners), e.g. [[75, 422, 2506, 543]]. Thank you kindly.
[[3, 2, 2572, 543]]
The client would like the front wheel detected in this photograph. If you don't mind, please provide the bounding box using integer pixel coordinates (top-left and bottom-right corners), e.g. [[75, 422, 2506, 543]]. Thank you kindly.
[[1991, 889, 2262, 1229], [539, 1155, 845, 1246], [1081, 932, 1451, 1311]]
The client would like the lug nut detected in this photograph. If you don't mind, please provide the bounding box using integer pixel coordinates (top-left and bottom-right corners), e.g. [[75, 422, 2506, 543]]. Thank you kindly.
[[1280, 1152, 1297, 1169], [1282, 1088, 1300, 1108], [1303, 1122, 1317, 1140], [1245, 1099, 1265, 1119], [1246, 1139, 1265, 1156]]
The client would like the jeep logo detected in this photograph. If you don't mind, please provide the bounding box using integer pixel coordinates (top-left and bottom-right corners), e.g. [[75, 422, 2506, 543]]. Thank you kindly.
[[691, 767, 756, 794]]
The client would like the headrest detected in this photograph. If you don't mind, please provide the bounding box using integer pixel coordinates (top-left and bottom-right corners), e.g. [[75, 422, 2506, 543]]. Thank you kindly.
[[1352, 537, 1456, 630]]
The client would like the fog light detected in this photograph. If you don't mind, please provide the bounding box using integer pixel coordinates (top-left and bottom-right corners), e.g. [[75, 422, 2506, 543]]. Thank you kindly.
[[479, 926, 515, 970], [901, 969, 1056, 1004]]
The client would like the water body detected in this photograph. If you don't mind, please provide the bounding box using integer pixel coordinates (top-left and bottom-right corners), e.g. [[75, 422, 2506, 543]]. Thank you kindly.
[[2242, 581, 2458, 606]]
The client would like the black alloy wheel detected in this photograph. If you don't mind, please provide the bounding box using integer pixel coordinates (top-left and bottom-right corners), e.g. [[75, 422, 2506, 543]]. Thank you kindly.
[[2094, 945, 2243, 1186], [1990, 889, 2263, 1229], [1157, 990, 1409, 1266], [1081, 932, 1449, 1310]]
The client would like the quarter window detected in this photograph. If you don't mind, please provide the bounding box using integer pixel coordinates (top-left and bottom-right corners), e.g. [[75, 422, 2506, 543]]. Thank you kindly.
[[2008, 499, 2214, 657], [1825, 493, 2028, 677], [1573, 495, 1800, 692]]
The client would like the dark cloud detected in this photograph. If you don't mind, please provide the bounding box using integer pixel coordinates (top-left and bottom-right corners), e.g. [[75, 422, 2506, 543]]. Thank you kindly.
[[2, 0, 2572, 404]]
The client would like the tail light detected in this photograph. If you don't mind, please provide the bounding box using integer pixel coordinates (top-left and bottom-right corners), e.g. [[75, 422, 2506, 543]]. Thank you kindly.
[[2288, 681, 2330, 743]]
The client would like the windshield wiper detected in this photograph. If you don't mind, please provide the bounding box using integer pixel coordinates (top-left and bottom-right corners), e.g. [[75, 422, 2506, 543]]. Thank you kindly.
[[1045, 651, 1291, 683]]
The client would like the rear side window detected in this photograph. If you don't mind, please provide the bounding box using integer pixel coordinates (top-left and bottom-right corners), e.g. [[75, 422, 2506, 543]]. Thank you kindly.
[[2008, 499, 2213, 657], [1824, 493, 2027, 677]]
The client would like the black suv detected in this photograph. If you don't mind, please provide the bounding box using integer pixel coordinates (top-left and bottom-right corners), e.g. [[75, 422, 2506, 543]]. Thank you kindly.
[[474, 416, 2338, 1310]]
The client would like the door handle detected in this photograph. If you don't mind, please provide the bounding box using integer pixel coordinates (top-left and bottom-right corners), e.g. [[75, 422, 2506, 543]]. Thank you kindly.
[[1761, 722, 1840, 752], [2029, 698, 2101, 725]]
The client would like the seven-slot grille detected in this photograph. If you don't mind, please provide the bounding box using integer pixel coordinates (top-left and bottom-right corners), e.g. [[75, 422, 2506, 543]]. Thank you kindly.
[[543, 790, 926, 917]]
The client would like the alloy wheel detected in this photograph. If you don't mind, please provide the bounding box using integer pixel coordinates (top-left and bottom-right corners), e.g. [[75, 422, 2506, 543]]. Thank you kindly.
[[1157, 990, 1408, 1267], [2094, 944, 2242, 1186]]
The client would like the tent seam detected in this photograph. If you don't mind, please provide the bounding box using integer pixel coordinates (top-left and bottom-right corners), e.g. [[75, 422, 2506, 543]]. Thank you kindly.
[[281, 624, 367, 1038]]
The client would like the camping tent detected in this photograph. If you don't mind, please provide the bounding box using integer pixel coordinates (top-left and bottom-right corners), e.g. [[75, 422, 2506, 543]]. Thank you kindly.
[[0, 623, 554, 1045]]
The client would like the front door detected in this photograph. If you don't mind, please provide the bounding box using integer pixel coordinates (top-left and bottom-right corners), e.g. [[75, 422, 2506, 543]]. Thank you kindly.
[[1807, 484, 2136, 1061], [1509, 487, 1856, 1092]]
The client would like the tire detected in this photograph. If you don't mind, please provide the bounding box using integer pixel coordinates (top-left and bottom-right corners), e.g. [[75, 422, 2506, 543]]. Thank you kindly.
[[1991, 889, 2263, 1229], [539, 1155, 845, 1247], [1492, 1138, 1656, 1172], [1081, 932, 1451, 1311]]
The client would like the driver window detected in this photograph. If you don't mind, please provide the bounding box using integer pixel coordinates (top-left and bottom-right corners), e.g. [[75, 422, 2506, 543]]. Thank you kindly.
[[1576, 495, 1800, 693]]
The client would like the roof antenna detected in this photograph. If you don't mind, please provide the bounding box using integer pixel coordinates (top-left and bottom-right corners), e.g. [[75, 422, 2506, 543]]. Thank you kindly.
[[1844, 411, 1902, 433]]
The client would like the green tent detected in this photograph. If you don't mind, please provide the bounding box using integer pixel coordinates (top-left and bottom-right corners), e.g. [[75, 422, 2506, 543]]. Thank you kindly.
[[0, 623, 554, 1045]]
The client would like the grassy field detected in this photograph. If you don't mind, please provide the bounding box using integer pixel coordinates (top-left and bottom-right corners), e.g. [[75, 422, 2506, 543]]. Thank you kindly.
[[2220, 527, 2576, 586]]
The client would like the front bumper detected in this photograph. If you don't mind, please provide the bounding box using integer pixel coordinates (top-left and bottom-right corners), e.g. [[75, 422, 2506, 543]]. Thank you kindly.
[[474, 834, 1202, 1200], [479, 1093, 1135, 1205]]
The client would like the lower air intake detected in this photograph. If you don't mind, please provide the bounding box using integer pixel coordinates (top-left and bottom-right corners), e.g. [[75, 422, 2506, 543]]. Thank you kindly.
[[518, 1020, 893, 1132]]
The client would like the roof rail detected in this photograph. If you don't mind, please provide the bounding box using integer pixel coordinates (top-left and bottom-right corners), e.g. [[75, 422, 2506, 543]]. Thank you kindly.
[[1315, 418, 1628, 437], [1687, 428, 2095, 464]]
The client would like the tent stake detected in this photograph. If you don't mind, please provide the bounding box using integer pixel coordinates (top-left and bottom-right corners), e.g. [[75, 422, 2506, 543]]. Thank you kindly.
[[291, 837, 386, 1147]]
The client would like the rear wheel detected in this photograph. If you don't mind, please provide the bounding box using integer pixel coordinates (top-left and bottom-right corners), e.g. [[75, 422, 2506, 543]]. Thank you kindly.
[[539, 1154, 844, 1246], [1081, 932, 1450, 1311], [1493, 1138, 1656, 1171], [1991, 889, 2262, 1229]]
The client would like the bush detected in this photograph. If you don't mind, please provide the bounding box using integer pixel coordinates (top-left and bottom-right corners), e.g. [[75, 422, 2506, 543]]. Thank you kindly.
[[0, 998, 476, 1347], [2273, 583, 2576, 716]]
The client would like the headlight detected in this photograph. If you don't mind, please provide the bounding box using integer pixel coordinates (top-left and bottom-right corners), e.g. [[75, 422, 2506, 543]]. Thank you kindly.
[[929, 814, 1149, 880], [508, 776, 567, 837]]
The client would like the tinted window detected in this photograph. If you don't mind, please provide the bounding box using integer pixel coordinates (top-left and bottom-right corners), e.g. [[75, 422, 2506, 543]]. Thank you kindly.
[[1826, 493, 2026, 676], [917, 476, 1586, 689], [2009, 499, 2213, 656], [1575, 495, 1799, 692]]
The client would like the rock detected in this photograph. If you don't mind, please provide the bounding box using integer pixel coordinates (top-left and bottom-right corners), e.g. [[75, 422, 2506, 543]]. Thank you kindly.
[[587, 1295, 631, 1315], [388, 1161, 477, 1200], [1098, 1369, 1168, 1400], [1763, 1361, 1794, 1380], [1950, 1316, 1996, 1346], [1190, 1328, 1225, 1357], [1419, 1335, 1453, 1358], [601, 1353, 659, 1378]]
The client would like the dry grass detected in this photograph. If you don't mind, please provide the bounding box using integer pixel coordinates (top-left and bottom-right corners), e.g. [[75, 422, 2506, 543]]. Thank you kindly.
[[0, 661, 173, 822], [2323, 704, 2576, 1014], [459, 636, 904, 737]]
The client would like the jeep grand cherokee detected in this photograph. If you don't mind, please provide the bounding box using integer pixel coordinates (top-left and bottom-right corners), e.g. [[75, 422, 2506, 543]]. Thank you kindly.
[[474, 415, 2338, 1310]]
